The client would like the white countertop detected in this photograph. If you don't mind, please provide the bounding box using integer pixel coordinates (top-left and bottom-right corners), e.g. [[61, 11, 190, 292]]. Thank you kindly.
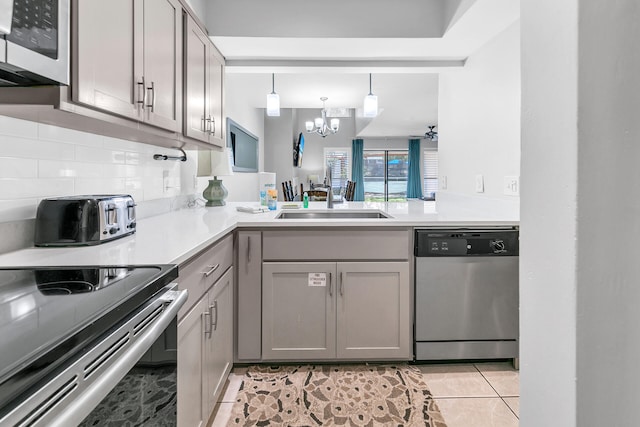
[[0, 195, 518, 267]]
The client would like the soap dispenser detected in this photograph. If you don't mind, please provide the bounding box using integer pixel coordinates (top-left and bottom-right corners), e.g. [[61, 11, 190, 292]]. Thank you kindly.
[[303, 192, 309, 208]]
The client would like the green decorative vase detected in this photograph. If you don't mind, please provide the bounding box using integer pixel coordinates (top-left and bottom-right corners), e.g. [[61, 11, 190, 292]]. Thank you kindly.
[[203, 177, 228, 207]]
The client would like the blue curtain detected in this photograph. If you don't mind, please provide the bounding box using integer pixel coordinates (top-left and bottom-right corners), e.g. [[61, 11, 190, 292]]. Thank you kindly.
[[351, 139, 365, 201], [407, 139, 423, 199]]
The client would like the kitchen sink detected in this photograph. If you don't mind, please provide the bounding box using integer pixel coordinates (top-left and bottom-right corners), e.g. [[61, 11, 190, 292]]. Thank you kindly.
[[276, 210, 392, 219]]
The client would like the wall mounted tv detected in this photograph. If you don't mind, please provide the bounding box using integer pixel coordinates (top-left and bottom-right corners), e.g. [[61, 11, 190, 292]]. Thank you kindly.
[[227, 118, 258, 172]]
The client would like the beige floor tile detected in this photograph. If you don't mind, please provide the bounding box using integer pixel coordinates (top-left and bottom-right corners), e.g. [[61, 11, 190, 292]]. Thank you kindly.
[[475, 362, 520, 397], [503, 397, 519, 418], [209, 402, 234, 427], [219, 372, 244, 403], [418, 364, 498, 398], [435, 398, 519, 427]]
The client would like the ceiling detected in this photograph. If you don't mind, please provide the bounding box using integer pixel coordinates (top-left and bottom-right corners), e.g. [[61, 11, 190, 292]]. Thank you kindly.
[[204, 0, 520, 137]]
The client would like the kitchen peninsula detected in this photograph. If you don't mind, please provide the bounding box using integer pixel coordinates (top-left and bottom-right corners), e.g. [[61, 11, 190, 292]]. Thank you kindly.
[[0, 195, 518, 426]]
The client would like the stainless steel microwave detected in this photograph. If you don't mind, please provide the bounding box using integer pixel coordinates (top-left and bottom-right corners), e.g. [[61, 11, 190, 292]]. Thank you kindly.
[[0, 0, 69, 86]]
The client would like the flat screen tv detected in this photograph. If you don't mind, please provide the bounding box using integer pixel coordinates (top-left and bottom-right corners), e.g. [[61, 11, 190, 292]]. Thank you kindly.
[[227, 118, 258, 172], [293, 132, 304, 167]]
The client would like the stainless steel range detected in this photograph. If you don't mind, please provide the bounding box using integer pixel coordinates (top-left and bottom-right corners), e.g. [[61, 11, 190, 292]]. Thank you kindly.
[[0, 265, 186, 426], [414, 228, 519, 362]]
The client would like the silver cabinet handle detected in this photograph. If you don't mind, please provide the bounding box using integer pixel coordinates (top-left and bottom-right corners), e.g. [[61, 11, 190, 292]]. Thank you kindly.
[[340, 272, 344, 296], [210, 300, 218, 331], [136, 77, 146, 109], [205, 115, 213, 133], [203, 310, 212, 338], [329, 272, 333, 296], [202, 264, 220, 277], [210, 116, 216, 135], [146, 81, 155, 112], [247, 236, 251, 264]]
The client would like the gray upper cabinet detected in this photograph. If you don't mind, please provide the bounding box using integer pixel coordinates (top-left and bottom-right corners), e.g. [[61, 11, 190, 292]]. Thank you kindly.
[[142, 0, 182, 132], [184, 13, 224, 147], [73, 0, 141, 121], [73, 0, 182, 133]]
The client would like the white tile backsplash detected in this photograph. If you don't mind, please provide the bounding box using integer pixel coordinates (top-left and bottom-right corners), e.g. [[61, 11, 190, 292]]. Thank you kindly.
[[38, 159, 105, 178], [38, 123, 105, 147], [0, 199, 39, 222], [0, 178, 75, 199], [74, 178, 127, 195], [0, 135, 75, 160], [75, 145, 126, 164], [0, 116, 38, 139], [0, 157, 38, 178], [0, 115, 191, 225]]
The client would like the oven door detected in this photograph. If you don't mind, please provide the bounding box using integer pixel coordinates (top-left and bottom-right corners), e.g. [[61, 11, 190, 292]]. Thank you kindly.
[[0, 0, 69, 85], [0, 285, 187, 427]]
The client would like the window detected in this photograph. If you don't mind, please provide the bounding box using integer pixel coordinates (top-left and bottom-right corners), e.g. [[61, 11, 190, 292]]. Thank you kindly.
[[363, 150, 409, 202], [323, 148, 350, 189], [423, 150, 438, 200]]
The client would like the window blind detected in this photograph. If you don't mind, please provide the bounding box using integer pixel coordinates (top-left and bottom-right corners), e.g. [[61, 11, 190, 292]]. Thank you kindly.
[[423, 150, 438, 200]]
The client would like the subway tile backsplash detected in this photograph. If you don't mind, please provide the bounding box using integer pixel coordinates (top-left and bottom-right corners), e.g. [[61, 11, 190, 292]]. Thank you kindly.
[[0, 115, 189, 225]]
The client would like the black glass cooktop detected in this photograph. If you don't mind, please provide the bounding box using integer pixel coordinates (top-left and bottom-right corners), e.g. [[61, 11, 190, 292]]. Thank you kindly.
[[0, 265, 178, 411]]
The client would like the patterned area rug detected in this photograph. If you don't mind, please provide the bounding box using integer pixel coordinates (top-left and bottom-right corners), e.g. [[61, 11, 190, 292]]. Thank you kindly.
[[227, 364, 447, 427]]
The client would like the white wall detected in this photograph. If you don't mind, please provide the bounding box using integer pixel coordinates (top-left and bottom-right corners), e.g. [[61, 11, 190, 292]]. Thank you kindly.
[[576, 3, 640, 423], [523, 1, 640, 426], [520, 1, 577, 426], [438, 21, 521, 198]]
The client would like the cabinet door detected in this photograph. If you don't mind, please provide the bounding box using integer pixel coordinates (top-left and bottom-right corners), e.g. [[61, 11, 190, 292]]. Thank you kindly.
[[177, 297, 208, 427], [207, 45, 225, 148], [204, 267, 234, 416], [142, 0, 182, 132], [73, 0, 142, 120], [262, 263, 336, 360], [183, 15, 210, 143], [236, 231, 262, 361], [336, 262, 411, 360]]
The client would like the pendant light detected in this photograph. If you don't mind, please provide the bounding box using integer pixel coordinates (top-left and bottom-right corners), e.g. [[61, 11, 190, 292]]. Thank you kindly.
[[363, 73, 378, 118], [266, 73, 280, 117]]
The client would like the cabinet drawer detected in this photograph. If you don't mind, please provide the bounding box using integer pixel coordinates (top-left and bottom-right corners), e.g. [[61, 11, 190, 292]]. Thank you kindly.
[[178, 234, 233, 319], [262, 229, 410, 261]]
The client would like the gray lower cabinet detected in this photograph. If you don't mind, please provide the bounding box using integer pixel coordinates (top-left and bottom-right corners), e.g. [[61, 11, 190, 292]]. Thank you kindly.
[[177, 296, 207, 427], [236, 231, 262, 361], [177, 234, 234, 427], [262, 262, 336, 360], [178, 267, 233, 426], [262, 261, 411, 361], [204, 267, 234, 410]]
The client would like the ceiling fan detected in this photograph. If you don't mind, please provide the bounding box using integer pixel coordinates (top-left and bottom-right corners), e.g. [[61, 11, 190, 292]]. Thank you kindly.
[[424, 125, 438, 142]]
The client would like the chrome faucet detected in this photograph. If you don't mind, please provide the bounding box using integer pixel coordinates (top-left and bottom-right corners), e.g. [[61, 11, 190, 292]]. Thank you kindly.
[[326, 165, 333, 208]]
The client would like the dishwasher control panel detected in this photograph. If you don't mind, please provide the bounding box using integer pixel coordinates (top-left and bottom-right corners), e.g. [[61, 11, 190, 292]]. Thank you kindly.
[[415, 229, 519, 256]]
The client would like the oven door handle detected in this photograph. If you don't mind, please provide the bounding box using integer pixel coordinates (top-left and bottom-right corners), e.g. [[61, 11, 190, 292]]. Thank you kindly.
[[48, 287, 188, 427]]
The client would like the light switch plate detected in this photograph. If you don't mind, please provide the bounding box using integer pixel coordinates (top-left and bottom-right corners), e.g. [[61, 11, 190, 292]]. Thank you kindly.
[[504, 176, 520, 196], [475, 174, 484, 193], [441, 175, 448, 190]]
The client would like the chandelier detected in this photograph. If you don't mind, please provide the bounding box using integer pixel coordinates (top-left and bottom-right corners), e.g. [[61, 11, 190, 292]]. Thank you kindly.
[[305, 97, 339, 138]]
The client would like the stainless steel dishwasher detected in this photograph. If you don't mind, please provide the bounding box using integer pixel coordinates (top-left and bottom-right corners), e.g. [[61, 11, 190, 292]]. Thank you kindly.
[[414, 228, 519, 361]]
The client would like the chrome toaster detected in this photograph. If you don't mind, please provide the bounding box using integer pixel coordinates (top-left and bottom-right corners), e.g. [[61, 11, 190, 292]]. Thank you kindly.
[[34, 195, 137, 247]]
